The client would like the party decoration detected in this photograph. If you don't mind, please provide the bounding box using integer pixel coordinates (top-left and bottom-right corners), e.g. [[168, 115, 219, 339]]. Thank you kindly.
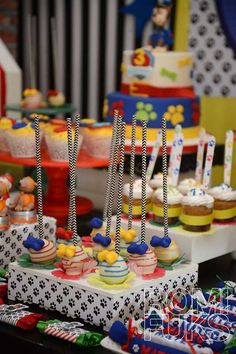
[[224, 130, 233, 185], [160, 67, 177, 81], [146, 129, 162, 182], [202, 136, 216, 190], [0, 304, 44, 330], [195, 128, 206, 182], [93, 233, 111, 248]]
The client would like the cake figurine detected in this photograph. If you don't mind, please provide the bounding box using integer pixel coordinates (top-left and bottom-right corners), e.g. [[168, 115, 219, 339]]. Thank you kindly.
[[92, 233, 115, 259], [9, 176, 37, 224], [21, 89, 46, 109], [180, 188, 214, 232], [148, 0, 173, 52], [47, 90, 66, 107], [208, 183, 236, 222], [23, 235, 56, 264], [0, 173, 13, 230], [150, 235, 179, 265], [152, 186, 183, 225], [97, 250, 129, 285], [128, 242, 157, 275]]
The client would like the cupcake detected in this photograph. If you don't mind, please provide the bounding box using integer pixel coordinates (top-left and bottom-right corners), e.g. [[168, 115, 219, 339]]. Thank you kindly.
[[47, 90, 66, 107], [208, 183, 236, 222], [122, 179, 153, 217], [46, 126, 83, 162], [23, 235, 56, 265], [128, 242, 157, 275], [0, 117, 14, 152], [180, 188, 214, 232], [92, 233, 115, 259], [7, 122, 38, 158], [149, 173, 172, 190], [152, 186, 183, 225], [83, 123, 113, 159], [21, 89, 46, 109], [178, 178, 200, 195], [150, 236, 179, 265], [98, 250, 129, 285]]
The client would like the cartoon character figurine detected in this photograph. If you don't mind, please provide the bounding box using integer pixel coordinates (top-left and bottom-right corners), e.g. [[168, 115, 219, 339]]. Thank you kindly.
[[0, 174, 13, 217], [148, 0, 173, 52]]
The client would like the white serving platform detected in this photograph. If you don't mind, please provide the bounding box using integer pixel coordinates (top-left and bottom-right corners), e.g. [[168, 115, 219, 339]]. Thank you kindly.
[[8, 262, 198, 331], [111, 215, 236, 263], [0, 216, 56, 269]]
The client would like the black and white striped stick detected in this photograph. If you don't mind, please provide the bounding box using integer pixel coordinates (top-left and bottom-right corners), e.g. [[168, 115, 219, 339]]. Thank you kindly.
[[67, 118, 80, 245], [141, 120, 147, 244], [115, 120, 126, 254], [128, 115, 136, 230], [34, 116, 44, 239], [105, 116, 121, 238], [103, 111, 118, 222], [162, 115, 169, 237]]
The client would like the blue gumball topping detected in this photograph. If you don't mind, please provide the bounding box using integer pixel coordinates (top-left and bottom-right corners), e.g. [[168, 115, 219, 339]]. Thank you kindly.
[[23, 234, 44, 251], [150, 235, 171, 248], [127, 242, 148, 255], [89, 217, 103, 229], [12, 122, 27, 129], [93, 233, 111, 247]]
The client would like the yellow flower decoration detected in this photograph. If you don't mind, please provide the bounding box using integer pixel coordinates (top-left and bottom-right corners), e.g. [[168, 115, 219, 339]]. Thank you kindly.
[[97, 250, 118, 265], [164, 105, 184, 126], [57, 244, 76, 258], [120, 228, 137, 243], [23, 88, 39, 97]]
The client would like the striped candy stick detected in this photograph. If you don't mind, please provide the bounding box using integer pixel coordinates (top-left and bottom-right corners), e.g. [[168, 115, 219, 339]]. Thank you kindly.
[[115, 120, 126, 254], [202, 136, 216, 190], [34, 116, 44, 239], [195, 128, 206, 183], [128, 115, 136, 230], [162, 115, 169, 237], [224, 130, 234, 185], [141, 120, 147, 244], [146, 129, 162, 182]]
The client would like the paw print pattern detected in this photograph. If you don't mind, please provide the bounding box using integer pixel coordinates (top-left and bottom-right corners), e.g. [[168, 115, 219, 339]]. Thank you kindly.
[[33, 288, 39, 296], [93, 306, 100, 315], [57, 295, 63, 304], [113, 301, 120, 310], [45, 291, 51, 300], [50, 303, 56, 311], [135, 102, 157, 123], [100, 318, 106, 327], [51, 284, 57, 292], [106, 311, 113, 320], [74, 310, 81, 317], [16, 274, 23, 282], [38, 299, 45, 307], [124, 297, 130, 306], [28, 277, 34, 286], [164, 105, 184, 126], [22, 284, 28, 293], [39, 280, 45, 289], [87, 294, 94, 304], [75, 291, 82, 300], [27, 295, 33, 303], [81, 302, 88, 311], [11, 242, 16, 249], [100, 299, 107, 308], [16, 248, 22, 255], [68, 299, 75, 308], [119, 309, 125, 318], [135, 294, 141, 303], [87, 314, 93, 323], [62, 306, 68, 315], [63, 288, 69, 296]]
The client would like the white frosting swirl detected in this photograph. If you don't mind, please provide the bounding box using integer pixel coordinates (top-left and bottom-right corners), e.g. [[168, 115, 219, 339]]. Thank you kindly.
[[178, 178, 200, 195], [182, 188, 214, 208], [123, 179, 153, 199], [208, 183, 236, 201], [154, 186, 183, 205], [149, 173, 172, 190]]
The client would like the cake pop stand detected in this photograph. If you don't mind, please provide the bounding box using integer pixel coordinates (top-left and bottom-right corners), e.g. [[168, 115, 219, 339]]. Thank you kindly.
[[111, 216, 236, 263], [0, 150, 109, 226]]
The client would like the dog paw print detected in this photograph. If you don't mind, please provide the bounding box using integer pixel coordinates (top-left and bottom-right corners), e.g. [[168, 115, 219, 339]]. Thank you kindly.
[[100, 318, 106, 327], [164, 105, 184, 126], [172, 280, 178, 289], [100, 299, 107, 308], [93, 306, 100, 316], [28, 277, 34, 286], [5, 237, 11, 244], [11, 281, 16, 290], [17, 233, 22, 240], [51, 284, 57, 292], [27, 295, 33, 303], [134, 312, 140, 320], [145, 291, 150, 299], [75, 291, 82, 300], [50, 302, 56, 311], [10, 256, 15, 263], [181, 278, 187, 286], [0, 232, 3, 238], [124, 297, 130, 306], [148, 298, 154, 307], [139, 301, 145, 310], [74, 309, 81, 317], [4, 250, 10, 258], [11, 230, 17, 236], [87, 314, 93, 323], [11, 242, 16, 249], [33, 288, 39, 296], [22, 284, 28, 293], [135, 102, 157, 123], [190, 275, 195, 283], [119, 309, 125, 318], [68, 298, 75, 308], [16, 248, 22, 255], [38, 299, 45, 307], [163, 284, 169, 292], [81, 302, 88, 311], [62, 306, 68, 315], [0, 259, 3, 266], [113, 301, 120, 311], [157, 294, 164, 304], [87, 294, 94, 304], [23, 227, 28, 233], [39, 280, 45, 289], [45, 291, 51, 300], [129, 305, 135, 315], [34, 225, 39, 231], [16, 274, 23, 282], [186, 285, 191, 292], [0, 245, 4, 252], [135, 294, 141, 303], [106, 310, 113, 320], [63, 287, 69, 296], [16, 291, 22, 300], [56, 295, 63, 304]]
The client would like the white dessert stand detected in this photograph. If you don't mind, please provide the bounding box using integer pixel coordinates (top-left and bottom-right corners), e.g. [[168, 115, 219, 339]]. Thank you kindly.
[[111, 215, 236, 263]]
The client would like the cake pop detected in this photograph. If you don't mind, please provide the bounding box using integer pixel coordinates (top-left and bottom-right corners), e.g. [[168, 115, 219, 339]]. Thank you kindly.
[[23, 235, 56, 264], [128, 242, 157, 275], [98, 250, 129, 285], [89, 217, 106, 239], [150, 235, 179, 265], [92, 233, 115, 259]]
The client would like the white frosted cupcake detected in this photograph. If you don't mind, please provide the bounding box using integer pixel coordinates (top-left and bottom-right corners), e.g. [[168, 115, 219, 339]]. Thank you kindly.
[[149, 173, 172, 190], [180, 188, 214, 232], [153, 186, 183, 225], [122, 179, 153, 217], [178, 178, 200, 195], [208, 183, 236, 222]]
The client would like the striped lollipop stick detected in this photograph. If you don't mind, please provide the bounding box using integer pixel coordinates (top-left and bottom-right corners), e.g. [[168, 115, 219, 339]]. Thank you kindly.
[[202, 136, 216, 190], [103, 111, 118, 222], [34, 116, 44, 239], [105, 116, 122, 238], [168, 124, 181, 179], [115, 121, 126, 254], [128, 115, 136, 230], [171, 129, 184, 187], [68, 115, 80, 230], [66, 118, 80, 245], [162, 115, 169, 237], [141, 120, 147, 244], [224, 130, 233, 185], [146, 129, 162, 182], [195, 128, 206, 183]]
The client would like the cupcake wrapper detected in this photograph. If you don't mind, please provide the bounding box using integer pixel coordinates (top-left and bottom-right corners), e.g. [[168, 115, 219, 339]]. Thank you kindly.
[[0, 130, 10, 152], [7, 133, 39, 158], [85, 135, 112, 159], [46, 135, 83, 162]]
